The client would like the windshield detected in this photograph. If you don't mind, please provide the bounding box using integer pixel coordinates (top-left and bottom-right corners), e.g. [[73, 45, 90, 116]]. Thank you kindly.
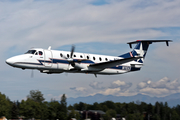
[[25, 50, 37, 54]]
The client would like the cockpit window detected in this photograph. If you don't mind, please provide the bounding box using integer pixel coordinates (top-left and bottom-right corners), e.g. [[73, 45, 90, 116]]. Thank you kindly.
[[25, 50, 37, 54]]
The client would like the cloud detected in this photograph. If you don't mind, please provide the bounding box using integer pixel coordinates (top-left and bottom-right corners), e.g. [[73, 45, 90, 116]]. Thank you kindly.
[[1, 0, 180, 52], [89, 77, 180, 97], [110, 80, 132, 91], [89, 81, 105, 90], [99, 88, 121, 96], [112, 80, 126, 86], [137, 82, 148, 89], [88, 80, 133, 96], [150, 77, 170, 88], [137, 77, 180, 96], [70, 87, 87, 93], [139, 88, 170, 96]]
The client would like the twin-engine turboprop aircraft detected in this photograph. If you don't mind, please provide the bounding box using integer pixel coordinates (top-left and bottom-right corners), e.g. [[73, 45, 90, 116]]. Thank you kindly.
[[6, 40, 172, 76]]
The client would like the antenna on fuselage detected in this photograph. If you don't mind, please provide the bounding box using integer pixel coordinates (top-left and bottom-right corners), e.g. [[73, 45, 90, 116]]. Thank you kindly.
[[48, 46, 51, 50]]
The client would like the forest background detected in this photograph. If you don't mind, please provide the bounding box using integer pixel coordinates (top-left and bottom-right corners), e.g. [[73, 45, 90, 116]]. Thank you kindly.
[[0, 90, 180, 120]]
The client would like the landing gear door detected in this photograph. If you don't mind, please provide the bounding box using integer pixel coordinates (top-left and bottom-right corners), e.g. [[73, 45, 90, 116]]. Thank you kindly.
[[44, 50, 52, 67]]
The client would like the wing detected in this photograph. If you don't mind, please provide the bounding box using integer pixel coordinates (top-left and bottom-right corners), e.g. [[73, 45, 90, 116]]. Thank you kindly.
[[89, 57, 142, 69]]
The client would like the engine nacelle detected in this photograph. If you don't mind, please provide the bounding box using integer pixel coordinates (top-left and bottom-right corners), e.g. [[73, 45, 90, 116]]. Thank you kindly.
[[71, 63, 85, 69]]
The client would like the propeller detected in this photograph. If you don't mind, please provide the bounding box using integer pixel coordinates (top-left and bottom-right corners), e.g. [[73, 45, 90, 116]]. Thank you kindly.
[[62, 45, 87, 69], [62, 45, 75, 69], [67, 45, 75, 63], [70, 45, 75, 58], [31, 69, 34, 78]]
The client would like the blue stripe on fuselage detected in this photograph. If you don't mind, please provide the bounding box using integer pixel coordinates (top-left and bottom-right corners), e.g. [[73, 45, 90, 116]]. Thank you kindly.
[[19, 58, 140, 72]]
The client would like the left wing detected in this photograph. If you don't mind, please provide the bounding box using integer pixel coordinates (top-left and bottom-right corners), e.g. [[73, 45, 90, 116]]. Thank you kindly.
[[89, 57, 142, 69]]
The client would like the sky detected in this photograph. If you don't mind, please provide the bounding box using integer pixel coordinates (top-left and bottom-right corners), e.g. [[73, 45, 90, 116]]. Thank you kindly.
[[1, 0, 180, 102]]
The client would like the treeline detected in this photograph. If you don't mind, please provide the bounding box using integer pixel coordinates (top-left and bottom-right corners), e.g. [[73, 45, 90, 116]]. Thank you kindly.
[[0, 90, 180, 120]]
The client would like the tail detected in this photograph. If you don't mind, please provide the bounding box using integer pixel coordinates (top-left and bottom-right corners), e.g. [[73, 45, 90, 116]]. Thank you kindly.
[[119, 40, 172, 64]]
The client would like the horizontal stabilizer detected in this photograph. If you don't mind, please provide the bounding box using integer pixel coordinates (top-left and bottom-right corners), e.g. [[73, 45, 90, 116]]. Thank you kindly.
[[127, 40, 172, 48], [89, 57, 142, 69]]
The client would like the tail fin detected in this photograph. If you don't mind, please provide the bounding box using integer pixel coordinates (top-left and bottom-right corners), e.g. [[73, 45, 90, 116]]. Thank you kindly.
[[119, 40, 172, 63]]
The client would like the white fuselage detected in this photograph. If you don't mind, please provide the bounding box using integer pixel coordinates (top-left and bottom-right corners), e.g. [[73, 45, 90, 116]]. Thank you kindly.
[[6, 40, 172, 75], [6, 48, 142, 75]]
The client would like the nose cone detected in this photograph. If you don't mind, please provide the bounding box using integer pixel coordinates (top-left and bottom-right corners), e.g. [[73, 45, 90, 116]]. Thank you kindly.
[[6, 54, 28, 68], [6, 57, 15, 66]]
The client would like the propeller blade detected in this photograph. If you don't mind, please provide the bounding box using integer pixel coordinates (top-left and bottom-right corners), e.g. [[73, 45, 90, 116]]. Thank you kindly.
[[70, 45, 75, 58], [31, 70, 34, 78]]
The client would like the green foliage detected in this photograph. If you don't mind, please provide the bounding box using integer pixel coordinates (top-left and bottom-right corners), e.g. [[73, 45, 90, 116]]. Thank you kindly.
[[73, 102, 88, 111], [27, 90, 45, 103], [1, 90, 180, 119], [0, 92, 11, 118], [57, 94, 67, 120], [68, 109, 81, 120], [152, 114, 161, 120], [10, 102, 19, 119], [48, 100, 60, 119], [106, 109, 117, 117]]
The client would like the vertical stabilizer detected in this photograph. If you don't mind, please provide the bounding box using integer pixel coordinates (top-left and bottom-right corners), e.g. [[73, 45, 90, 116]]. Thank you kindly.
[[119, 40, 172, 64]]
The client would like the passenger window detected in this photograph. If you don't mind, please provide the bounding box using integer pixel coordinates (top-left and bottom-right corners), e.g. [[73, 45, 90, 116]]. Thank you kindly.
[[93, 57, 96, 60], [99, 57, 102, 61], [39, 51, 43, 55], [74, 55, 76, 57], [80, 55, 83, 58], [60, 53, 63, 57], [67, 54, 69, 58], [87, 56, 89, 59], [105, 58, 108, 61]]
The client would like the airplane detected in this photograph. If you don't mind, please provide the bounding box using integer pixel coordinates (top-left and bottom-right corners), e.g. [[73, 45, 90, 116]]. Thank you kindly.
[[6, 40, 172, 77]]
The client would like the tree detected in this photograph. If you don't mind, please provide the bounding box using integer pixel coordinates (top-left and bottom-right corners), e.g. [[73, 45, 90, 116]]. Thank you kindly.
[[103, 109, 117, 120], [159, 102, 165, 120], [127, 102, 137, 114], [40, 101, 49, 119], [27, 90, 45, 103], [57, 94, 67, 120], [68, 104, 74, 110], [48, 100, 60, 119], [103, 101, 116, 110], [0, 92, 11, 118], [67, 109, 80, 120], [19, 98, 49, 119], [152, 114, 161, 120], [75, 102, 87, 111], [155, 102, 160, 115], [11, 101, 19, 119], [133, 112, 144, 120], [147, 103, 153, 114], [93, 102, 101, 110], [171, 109, 180, 120], [19, 99, 35, 118]]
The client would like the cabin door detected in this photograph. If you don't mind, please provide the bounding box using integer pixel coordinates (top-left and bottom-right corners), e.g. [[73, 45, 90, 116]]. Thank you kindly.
[[44, 50, 52, 67]]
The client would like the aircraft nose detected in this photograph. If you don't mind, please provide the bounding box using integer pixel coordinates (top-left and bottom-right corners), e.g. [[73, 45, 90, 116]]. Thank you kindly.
[[6, 57, 14, 66]]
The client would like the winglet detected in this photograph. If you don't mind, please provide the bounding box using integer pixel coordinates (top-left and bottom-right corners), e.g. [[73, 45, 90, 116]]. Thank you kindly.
[[129, 44, 132, 49], [166, 41, 169, 46]]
